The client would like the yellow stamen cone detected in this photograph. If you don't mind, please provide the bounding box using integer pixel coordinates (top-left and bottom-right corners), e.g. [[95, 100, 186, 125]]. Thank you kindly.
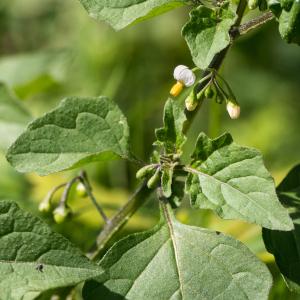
[[170, 81, 184, 97]]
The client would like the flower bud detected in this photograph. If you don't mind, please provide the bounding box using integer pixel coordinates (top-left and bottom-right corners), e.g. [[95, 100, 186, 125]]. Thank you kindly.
[[248, 0, 259, 10], [53, 205, 71, 224], [204, 86, 214, 99], [185, 94, 198, 111], [226, 101, 240, 119], [147, 168, 160, 189], [76, 182, 87, 198], [136, 165, 155, 180], [38, 199, 51, 213]]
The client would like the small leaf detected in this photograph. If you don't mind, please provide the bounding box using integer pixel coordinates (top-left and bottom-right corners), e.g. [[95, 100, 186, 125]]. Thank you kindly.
[[185, 132, 293, 230], [78, 0, 187, 30], [182, 5, 237, 70], [0, 200, 103, 300], [0, 83, 32, 150], [155, 98, 186, 153], [83, 203, 272, 299], [263, 164, 300, 293], [6, 96, 131, 175], [161, 167, 173, 198], [278, 0, 300, 45]]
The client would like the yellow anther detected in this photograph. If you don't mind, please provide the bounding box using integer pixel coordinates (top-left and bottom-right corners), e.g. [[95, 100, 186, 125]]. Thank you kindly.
[[170, 81, 184, 97]]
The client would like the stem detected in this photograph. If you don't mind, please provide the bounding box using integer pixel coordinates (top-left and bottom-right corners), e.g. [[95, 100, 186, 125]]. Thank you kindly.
[[90, 180, 153, 260], [232, 12, 274, 37], [60, 177, 80, 206], [44, 183, 67, 204], [79, 171, 108, 223], [183, 0, 247, 134]]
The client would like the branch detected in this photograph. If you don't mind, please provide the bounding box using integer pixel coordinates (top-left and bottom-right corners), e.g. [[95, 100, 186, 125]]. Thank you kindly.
[[231, 11, 274, 38], [89, 180, 153, 260]]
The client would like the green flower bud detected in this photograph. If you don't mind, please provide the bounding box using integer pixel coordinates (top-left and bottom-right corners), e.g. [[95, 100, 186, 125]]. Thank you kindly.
[[76, 182, 87, 198], [38, 199, 51, 213], [248, 0, 259, 10], [147, 168, 161, 189], [185, 93, 198, 111], [53, 205, 71, 224], [259, 0, 268, 11], [204, 86, 214, 99], [136, 165, 155, 180]]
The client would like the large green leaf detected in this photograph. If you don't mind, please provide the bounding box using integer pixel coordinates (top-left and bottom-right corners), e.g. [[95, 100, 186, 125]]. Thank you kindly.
[[78, 0, 187, 30], [263, 164, 300, 293], [0, 83, 32, 150], [6, 96, 131, 175], [155, 98, 186, 154], [182, 5, 237, 70], [0, 200, 103, 300], [83, 202, 272, 299], [185, 132, 293, 230]]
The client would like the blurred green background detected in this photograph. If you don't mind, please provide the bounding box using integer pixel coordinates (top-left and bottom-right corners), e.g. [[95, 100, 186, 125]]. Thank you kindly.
[[0, 0, 300, 299]]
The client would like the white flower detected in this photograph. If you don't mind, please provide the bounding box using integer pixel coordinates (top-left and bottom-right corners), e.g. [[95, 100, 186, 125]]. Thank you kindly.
[[226, 101, 240, 119], [173, 65, 196, 87]]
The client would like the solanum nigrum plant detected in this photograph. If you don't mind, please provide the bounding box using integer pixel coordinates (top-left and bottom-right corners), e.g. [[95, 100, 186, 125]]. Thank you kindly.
[[1, 0, 300, 299]]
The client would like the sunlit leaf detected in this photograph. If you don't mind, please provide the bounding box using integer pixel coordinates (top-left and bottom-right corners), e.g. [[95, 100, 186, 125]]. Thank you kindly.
[[83, 203, 272, 299], [7, 96, 132, 175], [78, 0, 187, 30], [182, 5, 237, 69], [185, 132, 293, 230]]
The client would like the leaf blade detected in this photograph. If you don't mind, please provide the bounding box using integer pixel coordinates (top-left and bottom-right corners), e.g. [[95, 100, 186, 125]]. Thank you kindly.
[[0, 83, 32, 151], [83, 204, 272, 299], [185, 132, 293, 230], [263, 164, 300, 293], [182, 5, 237, 70], [0, 200, 103, 300], [6, 96, 131, 175], [78, 0, 187, 30]]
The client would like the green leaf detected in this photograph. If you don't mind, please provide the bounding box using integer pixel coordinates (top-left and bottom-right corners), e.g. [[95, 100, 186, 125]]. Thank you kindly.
[[83, 203, 272, 299], [6, 96, 131, 176], [0, 51, 68, 97], [161, 167, 173, 198], [0, 83, 32, 151], [155, 98, 186, 153], [0, 200, 103, 300], [78, 0, 187, 31], [185, 132, 293, 230], [279, 0, 300, 44], [182, 5, 237, 70], [263, 164, 300, 293]]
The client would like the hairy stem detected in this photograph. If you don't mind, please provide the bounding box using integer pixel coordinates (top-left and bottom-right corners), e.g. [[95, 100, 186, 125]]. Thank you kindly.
[[90, 180, 153, 260], [232, 11, 274, 37]]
